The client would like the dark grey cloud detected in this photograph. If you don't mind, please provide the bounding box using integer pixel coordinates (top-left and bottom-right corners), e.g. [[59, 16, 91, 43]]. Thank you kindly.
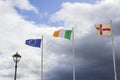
[[75, 33, 116, 80], [112, 21, 120, 36], [44, 20, 120, 80]]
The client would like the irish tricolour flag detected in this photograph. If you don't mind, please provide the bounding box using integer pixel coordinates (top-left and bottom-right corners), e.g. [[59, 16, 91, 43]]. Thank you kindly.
[[53, 29, 72, 40]]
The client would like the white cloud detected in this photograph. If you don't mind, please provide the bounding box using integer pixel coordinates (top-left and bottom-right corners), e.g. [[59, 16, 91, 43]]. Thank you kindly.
[[50, 0, 120, 38], [0, 0, 62, 80], [0, 0, 42, 80], [6, 0, 38, 14]]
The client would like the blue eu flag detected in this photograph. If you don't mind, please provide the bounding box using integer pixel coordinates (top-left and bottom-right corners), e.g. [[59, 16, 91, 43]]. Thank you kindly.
[[25, 39, 41, 48]]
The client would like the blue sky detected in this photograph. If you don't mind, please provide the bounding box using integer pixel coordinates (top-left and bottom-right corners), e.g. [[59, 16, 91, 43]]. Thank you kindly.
[[0, 0, 120, 80], [17, 0, 98, 25]]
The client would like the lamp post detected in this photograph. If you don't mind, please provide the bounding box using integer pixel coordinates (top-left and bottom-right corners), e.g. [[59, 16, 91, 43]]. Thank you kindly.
[[12, 52, 21, 80]]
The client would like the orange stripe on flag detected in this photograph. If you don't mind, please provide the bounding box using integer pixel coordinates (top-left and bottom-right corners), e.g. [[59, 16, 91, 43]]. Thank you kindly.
[[53, 30, 61, 37]]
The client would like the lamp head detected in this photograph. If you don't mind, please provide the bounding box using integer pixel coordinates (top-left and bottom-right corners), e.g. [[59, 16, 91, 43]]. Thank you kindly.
[[12, 52, 21, 63]]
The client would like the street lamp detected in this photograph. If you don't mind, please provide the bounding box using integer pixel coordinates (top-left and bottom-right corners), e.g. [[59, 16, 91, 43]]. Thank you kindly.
[[12, 52, 21, 80]]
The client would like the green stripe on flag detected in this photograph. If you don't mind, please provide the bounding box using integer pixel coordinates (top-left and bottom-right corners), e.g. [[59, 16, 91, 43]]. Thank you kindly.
[[64, 30, 72, 39]]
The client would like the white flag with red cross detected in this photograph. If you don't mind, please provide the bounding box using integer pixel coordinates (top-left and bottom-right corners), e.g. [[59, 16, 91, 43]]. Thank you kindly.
[[95, 24, 112, 36]]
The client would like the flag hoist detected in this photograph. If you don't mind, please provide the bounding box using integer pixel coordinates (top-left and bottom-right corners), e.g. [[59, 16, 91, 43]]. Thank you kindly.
[[95, 20, 117, 80], [53, 28, 76, 80]]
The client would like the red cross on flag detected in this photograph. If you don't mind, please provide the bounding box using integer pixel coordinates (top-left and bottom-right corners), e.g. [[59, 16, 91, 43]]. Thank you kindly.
[[95, 24, 112, 36]]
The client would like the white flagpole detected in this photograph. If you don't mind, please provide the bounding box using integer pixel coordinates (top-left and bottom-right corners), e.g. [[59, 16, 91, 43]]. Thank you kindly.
[[72, 27, 76, 80], [41, 35, 44, 80], [111, 20, 117, 80]]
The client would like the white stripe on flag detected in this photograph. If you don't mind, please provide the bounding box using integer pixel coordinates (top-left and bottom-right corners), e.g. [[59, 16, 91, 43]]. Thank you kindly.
[[59, 29, 66, 38]]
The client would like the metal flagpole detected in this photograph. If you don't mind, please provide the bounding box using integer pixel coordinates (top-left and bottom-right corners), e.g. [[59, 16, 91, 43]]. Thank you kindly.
[[72, 27, 76, 80], [111, 20, 117, 80], [41, 35, 44, 80]]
